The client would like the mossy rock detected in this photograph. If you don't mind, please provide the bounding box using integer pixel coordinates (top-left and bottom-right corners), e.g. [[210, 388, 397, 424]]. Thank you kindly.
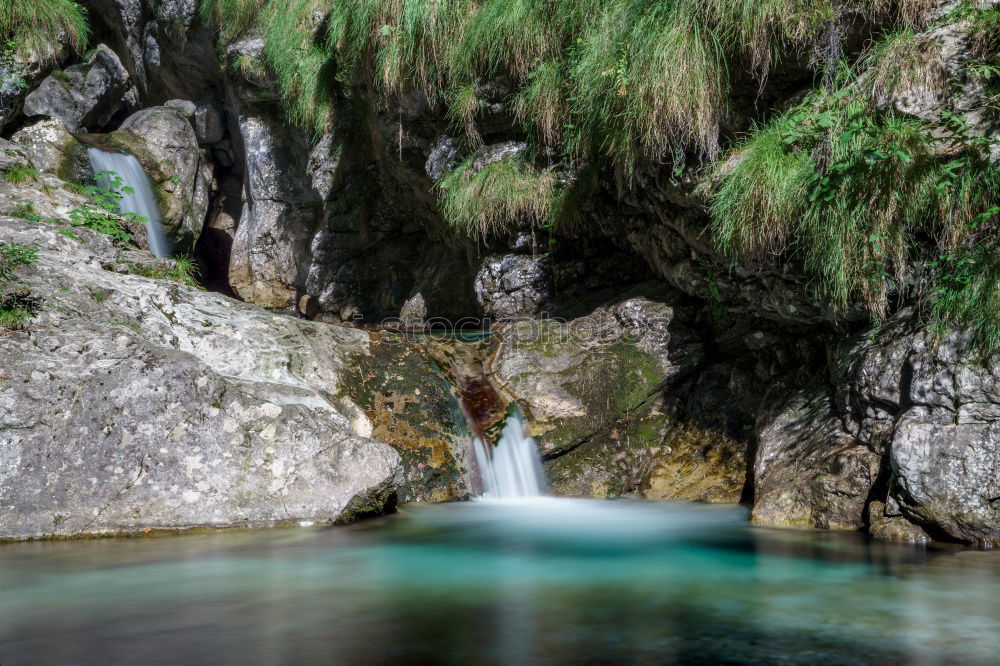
[[338, 332, 470, 502]]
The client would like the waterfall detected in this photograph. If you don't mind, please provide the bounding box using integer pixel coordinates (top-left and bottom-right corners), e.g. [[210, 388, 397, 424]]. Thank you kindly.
[[473, 407, 547, 500], [87, 148, 171, 258]]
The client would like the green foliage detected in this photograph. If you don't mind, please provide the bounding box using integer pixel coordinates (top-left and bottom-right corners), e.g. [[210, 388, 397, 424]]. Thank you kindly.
[[10, 202, 39, 220], [129, 255, 202, 289], [930, 236, 999, 355], [860, 29, 947, 102], [710, 80, 1000, 347], [0, 240, 37, 284], [204, 0, 928, 167], [262, 0, 336, 133], [64, 171, 138, 244], [1, 164, 39, 184], [0, 0, 89, 61], [438, 154, 558, 237], [0, 240, 39, 330], [199, 0, 266, 41]]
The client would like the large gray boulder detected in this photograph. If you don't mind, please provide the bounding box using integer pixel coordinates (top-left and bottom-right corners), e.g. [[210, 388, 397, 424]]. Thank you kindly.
[[836, 322, 1000, 544], [0, 212, 404, 540], [23, 45, 132, 132], [106, 106, 212, 251], [751, 384, 881, 530]]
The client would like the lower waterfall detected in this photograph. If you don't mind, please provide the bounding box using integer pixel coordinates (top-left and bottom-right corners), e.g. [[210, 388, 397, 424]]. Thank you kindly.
[[472, 407, 547, 500]]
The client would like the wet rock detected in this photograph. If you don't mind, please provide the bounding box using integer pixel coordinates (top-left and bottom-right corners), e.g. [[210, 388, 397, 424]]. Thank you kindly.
[[23, 45, 130, 132], [489, 292, 709, 497]]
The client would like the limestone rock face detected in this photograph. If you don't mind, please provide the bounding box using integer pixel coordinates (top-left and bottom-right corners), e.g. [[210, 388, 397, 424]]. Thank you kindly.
[[475, 254, 553, 321], [835, 323, 1000, 544], [107, 106, 213, 250], [10, 118, 89, 180], [23, 45, 131, 132], [489, 292, 725, 498], [81, 0, 222, 105], [751, 386, 881, 530], [0, 213, 405, 540]]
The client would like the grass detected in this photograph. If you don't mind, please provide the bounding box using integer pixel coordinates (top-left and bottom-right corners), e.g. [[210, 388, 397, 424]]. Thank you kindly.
[[438, 154, 558, 237], [0, 0, 88, 61], [710, 80, 1000, 347], [129, 255, 201, 289], [859, 29, 947, 103], [1, 165, 39, 184], [0, 240, 39, 331]]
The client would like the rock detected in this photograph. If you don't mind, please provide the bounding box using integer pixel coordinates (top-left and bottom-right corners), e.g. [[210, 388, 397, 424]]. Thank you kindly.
[[337, 332, 472, 503], [228, 113, 321, 309], [83, 0, 223, 105], [475, 254, 553, 321], [400, 293, 427, 327], [106, 106, 212, 251], [0, 213, 408, 540], [0, 139, 30, 172], [425, 135, 460, 180], [23, 45, 131, 132], [751, 384, 881, 530], [10, 118, 89, 181], [1, 38, 68, 130], [164, 98, 196, 117], [194, 101, 225, 144], [489, 293, 710, 497], [834, 322, 1000, 543], [868, 501, 931, 543]]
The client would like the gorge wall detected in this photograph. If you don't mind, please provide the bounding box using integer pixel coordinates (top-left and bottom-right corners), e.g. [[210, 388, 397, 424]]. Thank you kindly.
[[0, 0, 998, 544]]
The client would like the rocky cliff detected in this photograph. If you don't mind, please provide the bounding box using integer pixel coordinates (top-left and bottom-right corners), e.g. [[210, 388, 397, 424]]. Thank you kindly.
[[0, 0, 997, 544]]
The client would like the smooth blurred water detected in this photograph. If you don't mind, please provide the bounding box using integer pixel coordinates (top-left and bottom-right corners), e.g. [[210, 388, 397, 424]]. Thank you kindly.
[[2, 499, 999, 665], [87, 148, 172, 258], [474, 411, 547, 499]]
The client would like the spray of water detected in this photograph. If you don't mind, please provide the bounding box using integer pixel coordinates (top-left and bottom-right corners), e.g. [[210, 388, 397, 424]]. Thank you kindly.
[[473, 408, 547, 500], [87, 148, 172, 258]]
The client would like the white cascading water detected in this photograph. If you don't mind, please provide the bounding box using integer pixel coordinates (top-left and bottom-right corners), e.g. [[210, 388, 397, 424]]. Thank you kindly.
[[87, 147, 171, 258], [473, 408, 547, 499]]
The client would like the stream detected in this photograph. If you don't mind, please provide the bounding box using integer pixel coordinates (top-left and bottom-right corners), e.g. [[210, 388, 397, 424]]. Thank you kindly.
[[2, 500, 999, 665]]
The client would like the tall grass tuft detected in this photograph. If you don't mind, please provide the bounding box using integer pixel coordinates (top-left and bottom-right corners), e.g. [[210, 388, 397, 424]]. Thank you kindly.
[[0, 0, 88, 60], [711, 78, 1000, 334], [199, 0, 266, 40], [438, 155, 557, 237], [261, 0, 336, 133]]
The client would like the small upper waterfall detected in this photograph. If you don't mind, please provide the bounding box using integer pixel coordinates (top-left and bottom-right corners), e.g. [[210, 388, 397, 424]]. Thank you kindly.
[[87, 148, 171, 258], [473, 407, 547, 500]]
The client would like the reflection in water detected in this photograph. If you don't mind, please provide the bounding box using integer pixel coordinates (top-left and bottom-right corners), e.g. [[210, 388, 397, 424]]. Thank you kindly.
[[1, 499, 999, 665]]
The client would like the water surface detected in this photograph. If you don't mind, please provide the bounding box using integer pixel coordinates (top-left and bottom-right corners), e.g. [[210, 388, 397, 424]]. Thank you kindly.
[[2, 499, 998, 665]]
